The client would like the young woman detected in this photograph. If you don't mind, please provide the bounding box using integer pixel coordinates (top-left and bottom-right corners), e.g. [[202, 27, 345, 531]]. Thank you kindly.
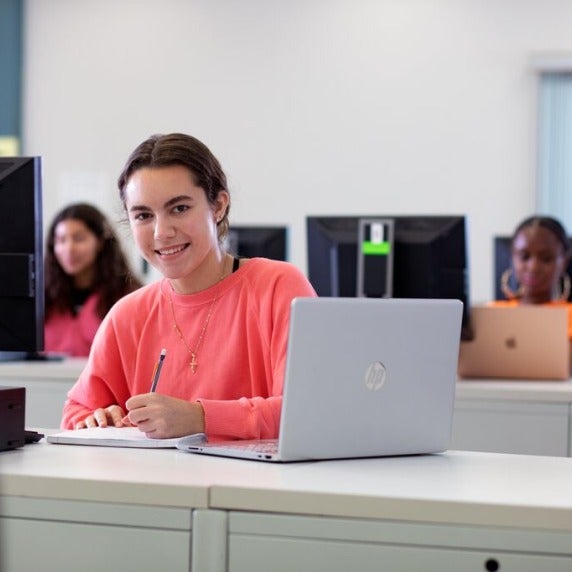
[[61, 133, 317, 440], [494, 215, 572, 336], [44, 203, 142, 357]]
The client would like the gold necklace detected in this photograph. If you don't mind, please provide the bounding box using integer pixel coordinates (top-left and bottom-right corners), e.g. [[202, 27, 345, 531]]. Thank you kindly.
[[167, 256, 229, 373]]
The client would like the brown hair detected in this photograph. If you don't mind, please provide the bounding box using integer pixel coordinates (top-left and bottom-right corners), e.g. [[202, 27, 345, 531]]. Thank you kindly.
[[117, 133, 231, 242]]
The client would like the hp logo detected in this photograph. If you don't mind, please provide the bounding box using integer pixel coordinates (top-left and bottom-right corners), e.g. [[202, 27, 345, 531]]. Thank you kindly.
[[365, 361, 387, 391]]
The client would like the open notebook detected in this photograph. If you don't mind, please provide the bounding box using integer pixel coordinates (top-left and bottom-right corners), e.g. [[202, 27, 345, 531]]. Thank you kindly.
[[177, 297, 463, 462], [458, 305, 570, 380], [47, 427, 206, 449]]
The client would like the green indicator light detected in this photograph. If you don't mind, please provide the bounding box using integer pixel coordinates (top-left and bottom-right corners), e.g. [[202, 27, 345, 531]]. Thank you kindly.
[[362, 241, 391, 255]]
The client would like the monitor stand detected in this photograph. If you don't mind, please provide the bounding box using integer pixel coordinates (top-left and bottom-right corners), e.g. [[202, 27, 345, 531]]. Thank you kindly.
[[0, 351, 65, 362]]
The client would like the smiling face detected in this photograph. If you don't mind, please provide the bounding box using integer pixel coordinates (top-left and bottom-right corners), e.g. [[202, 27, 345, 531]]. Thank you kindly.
[[124, 165, 229, 294], [53, 218, 101, 288], [511, 224, 568, 304]]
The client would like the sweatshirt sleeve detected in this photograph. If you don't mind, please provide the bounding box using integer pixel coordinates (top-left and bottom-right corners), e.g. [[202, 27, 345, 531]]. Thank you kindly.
[[60, 308, 133, 429], [198, 262, 317, 441]]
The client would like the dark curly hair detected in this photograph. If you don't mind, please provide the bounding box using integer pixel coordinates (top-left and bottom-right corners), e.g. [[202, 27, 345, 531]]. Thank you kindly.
[[44, 203, 142, 319]]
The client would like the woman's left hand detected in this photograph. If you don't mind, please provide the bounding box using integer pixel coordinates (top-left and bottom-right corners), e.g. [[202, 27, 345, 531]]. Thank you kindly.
[[76, 404, 130, 429]]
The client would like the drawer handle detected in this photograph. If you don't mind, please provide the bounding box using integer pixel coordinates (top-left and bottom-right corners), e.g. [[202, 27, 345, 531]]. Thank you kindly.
[[485, 558, 500, 571]]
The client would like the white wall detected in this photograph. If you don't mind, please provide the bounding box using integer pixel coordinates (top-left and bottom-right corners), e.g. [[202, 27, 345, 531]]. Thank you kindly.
[[22, 0, 572, 302]]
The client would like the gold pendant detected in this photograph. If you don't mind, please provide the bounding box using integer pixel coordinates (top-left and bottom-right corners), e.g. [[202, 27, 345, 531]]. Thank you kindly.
[[190, 353, 198, 374]]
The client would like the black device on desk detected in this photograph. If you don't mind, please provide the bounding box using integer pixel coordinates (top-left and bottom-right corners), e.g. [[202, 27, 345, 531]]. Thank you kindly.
[[0, 387, 44, 450], [0, 386, 26, 451]]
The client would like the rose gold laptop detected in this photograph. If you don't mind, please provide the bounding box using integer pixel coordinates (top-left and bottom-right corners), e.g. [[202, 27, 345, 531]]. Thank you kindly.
[[458, 305, 570, 380]]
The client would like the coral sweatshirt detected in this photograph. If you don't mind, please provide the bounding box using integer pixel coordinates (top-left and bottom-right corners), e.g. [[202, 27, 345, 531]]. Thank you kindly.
[[62, 258, 317, 440]]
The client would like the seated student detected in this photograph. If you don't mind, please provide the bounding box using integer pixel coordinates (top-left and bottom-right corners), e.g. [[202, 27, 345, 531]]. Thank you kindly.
[[492, 215, 572, 337], [61, 133, 317, 440], [44, 203, 142, 357]]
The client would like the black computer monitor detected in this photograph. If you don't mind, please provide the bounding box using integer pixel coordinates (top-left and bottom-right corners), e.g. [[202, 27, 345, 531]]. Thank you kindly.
[[306, 215, 471, 339], [226, 225, 288, 261], [0, 157, 44, 353]]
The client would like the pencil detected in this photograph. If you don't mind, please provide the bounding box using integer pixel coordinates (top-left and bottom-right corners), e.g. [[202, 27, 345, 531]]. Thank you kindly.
[[150, 348, 167, 392]]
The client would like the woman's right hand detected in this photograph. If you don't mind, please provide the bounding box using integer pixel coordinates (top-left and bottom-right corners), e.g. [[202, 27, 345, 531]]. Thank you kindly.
[[75, 405, 131, 429]]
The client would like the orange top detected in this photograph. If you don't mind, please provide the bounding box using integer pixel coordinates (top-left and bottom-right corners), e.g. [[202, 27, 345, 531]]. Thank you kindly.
[[489, 299, 572, 338]]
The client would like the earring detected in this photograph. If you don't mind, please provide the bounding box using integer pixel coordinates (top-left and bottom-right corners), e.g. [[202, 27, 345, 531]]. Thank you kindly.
[[500, 268, 523, 300], [559, 273, 571, 301]]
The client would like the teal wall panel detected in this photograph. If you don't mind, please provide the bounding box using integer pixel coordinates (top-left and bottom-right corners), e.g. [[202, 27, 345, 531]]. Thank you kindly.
[[0, 0, 22, 137]]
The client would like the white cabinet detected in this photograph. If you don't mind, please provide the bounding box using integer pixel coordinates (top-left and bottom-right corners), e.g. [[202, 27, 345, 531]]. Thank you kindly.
[[4, 446, 572, 572], [451, 399, 570, 456], [226, 512, 572, 572], [0, 497, 192, 572], [451, 380, 572, 456]]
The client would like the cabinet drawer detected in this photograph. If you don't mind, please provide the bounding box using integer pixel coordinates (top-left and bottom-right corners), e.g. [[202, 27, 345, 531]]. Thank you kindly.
[[229, 535, 572, 572], [1, 518, 191, 571], [228, 511, 572, 572], [0, 497, 192, 572]]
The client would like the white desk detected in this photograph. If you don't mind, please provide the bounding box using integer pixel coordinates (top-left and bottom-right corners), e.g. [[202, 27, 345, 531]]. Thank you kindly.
[[452, 378, 572, 456], [0, 438, 209, 571], [2, 440, 572, 571], [0, 358, 85, 428], [1, 360, 571, 456]]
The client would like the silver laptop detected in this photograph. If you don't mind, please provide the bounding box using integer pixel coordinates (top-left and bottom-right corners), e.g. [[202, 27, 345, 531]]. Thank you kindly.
[[178, 297, 463, 462]]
